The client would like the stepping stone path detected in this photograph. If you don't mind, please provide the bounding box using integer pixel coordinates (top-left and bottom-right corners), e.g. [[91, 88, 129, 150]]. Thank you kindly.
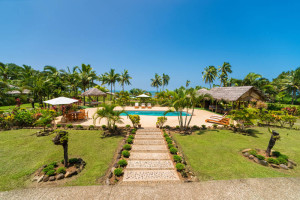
[[123, 128, 180, 182]]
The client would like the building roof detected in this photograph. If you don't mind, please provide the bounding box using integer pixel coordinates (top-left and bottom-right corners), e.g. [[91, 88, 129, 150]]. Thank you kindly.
[[197, 86, 266, 102], [81, 88, 107, 96]]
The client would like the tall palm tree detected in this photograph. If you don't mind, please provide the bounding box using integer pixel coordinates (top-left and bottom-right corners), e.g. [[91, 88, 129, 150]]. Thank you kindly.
[[75, 64, 94, 105], [242, 72, 262, 87], [104, 69, 120, 100], [60, 66, 80, 97], [186, 80, 190, 88], [151, 73, 162, 93], [119, 69, 132, 92], [202, 66, 218, 89], [281, 67, 300, 104], [218, 62, 232, 87], [162, 73, 170, 91]]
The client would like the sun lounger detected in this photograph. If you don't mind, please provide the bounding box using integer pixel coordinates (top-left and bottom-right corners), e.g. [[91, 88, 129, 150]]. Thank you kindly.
[[147, 103, 152, 109], [209, 113, 227, 119], [205, 116, 230, 125], [134, 103, 139, 109], [141, 103, 146, 109]]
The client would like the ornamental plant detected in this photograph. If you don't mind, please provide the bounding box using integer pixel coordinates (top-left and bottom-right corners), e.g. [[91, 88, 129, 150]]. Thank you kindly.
[[170, 147, 178, 154], [122, 150, 130, 158], [176, 163, 185, 172], [156, 116, 167, 128], [123, 144, 132, 150], [52, 130, 69, 167], [118, 159, 128, 167], [128, 115, 140, 128]]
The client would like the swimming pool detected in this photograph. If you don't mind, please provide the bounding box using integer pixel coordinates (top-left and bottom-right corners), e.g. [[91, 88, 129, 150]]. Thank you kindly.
[[120, 110, 191, 116]]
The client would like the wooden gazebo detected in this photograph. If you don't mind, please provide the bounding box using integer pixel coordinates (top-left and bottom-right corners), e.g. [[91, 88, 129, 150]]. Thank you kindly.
[[81, 88, 107, 106]]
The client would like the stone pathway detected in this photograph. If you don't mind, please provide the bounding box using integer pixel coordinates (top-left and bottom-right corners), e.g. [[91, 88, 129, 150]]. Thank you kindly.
[[123, 128, 180, 182]]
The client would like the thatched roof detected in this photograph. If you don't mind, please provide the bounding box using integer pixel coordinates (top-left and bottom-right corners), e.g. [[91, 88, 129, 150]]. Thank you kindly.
[[6, 85, 31, 94], [81, 88, 107, 96], [197, 86, 266, 102]]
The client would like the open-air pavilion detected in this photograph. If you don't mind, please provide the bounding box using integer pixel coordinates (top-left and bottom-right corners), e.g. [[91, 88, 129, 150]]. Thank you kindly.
[[197, 86, 266, 113], [81, 88, 107, 106]]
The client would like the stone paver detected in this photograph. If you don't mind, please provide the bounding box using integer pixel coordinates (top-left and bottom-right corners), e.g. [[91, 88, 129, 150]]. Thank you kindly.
[[123, 128, 180, 182], [123, 170, 179, 182], [134, 140, 165, 145], [127, 160, 174, 169], [2, 177, 300, 200], [131, 145, 168, 151]]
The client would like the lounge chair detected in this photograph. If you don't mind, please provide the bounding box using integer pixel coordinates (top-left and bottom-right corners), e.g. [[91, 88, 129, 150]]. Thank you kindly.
[[147, 103, 152, 109], [134, 103, 139, 109], [205, 116, 230, 125], [209, 112, 227, 119], [141, 103, 146, 109]]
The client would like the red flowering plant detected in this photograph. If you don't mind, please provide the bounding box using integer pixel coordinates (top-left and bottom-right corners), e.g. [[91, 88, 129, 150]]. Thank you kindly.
[[282, 107, 298, 116], [16, 98, 21, 107]]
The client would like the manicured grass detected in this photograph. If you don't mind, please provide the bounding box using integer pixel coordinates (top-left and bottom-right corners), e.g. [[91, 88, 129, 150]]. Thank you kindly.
[[0, 129, 122, 191], [0, 103, 37, 111], [173, 127, 300, 181]]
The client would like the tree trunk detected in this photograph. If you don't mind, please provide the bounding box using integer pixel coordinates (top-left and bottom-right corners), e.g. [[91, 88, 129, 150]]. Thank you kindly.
[[63, 143, 68, 167], [83, 86, 86, 106], [110, 84, 113, 101], [266, 130, 280, 157]]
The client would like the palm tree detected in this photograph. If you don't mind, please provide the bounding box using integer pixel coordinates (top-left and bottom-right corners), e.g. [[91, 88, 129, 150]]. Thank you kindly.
[[60, 66, 80, 97], [202, 66, 218, 88], [151, 73, 162, 93], [186, 80, 190, 88], [162, 73, 170, 91], [119, 70, 132, 92], [104, 69, 120, 100], [75, 64, 94, 105], [218, 62, 232, 87], [93, 104, 125, 133], [280, 67, 300, 104]]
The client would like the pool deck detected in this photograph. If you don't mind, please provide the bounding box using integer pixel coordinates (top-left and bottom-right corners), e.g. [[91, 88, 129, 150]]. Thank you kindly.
[[55, 106, 220, 127]]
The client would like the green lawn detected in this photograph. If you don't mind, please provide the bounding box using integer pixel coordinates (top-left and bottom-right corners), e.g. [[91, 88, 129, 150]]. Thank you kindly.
[[173, 127, 300, 181], [0, 129, 122, 191], [0, 103, 36, 111]]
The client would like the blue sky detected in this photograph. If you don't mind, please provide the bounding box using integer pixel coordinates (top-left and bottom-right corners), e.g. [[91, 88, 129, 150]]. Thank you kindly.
[[1, 0, 300, 90]]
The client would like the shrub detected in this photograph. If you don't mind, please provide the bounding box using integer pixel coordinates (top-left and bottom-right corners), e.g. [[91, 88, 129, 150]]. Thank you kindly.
[[131, 129, 136, 134], [46, 169, 56, 176], [170, 147, 178, 154], [212, 124, 218, 129], [176, 163, 185, 172], [163, 133, 168, 137], [56, 124, 62, 128], [279, 154, 288, 160], [168, 144, 174, 149], [173, 155, 182, 163], [125, 124, 131, 128], [56, 167, 66, 174], [267, 158, 280, 165], [165, 125, 170, 129], [101, 125, 107, 129], [114, 168, 123, 177], [128, 135, 134, 139], [277, 157, 288, 164], [118, 159, 128, 167], [192, 125, 200, 130], [126, 138, 133, 144], [176, 125, 180, 129], [156, 116, 167, 128], [89, 125, 94, 130], [76, 125, 83, 129], [166, 139, 173, 144], [69, 158, 79, 164], [49, 161, 57, 167], [46, 124, 52, 128], [128, 115, 140, 128], [248, 150, 257, 157], [272, 151, 281, 157], [122, 150, 130, 158], [201, 124, 206, 129], [165, 136, 170, 140], [123, 144, 132, 150], [66, 124, 73, 128], [43, 165, 54, 173], [256, 155, 265, 160]]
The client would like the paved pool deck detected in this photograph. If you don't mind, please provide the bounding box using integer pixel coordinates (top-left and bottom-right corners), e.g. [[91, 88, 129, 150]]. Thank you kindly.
[[55, 106, 219, 127], [1, 177, 299, 200]]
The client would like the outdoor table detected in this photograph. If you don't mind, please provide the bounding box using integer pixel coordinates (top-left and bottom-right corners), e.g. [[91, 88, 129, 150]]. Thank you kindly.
[[69, 111, 81, 121]]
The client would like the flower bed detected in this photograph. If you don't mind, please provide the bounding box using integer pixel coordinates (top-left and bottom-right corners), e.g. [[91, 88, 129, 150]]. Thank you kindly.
[[242, 149, 297, 170], [32, 158, 86, 183]]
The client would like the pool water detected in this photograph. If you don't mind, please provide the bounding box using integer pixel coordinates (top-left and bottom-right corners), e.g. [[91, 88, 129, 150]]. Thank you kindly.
[[120, 110, 191, 116]]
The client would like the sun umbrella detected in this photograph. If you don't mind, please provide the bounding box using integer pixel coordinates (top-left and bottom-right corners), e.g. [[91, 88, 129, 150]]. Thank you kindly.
[[136, 94, 150, 98], [43, 97, 78, 105]]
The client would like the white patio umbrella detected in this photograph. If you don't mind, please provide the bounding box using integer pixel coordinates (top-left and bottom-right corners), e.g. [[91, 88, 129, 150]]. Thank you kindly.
[[136, 94, 150, 98], [43, 97, 78, 105]]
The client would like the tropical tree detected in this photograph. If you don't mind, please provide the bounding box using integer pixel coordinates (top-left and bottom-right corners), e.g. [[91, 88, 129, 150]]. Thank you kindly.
[[75, 64, 95, 105], [60, 66, 80, 97], [119, 69, 132, 91], [151, 73, 162, 93], [103, 69, 120, 101], [186, 80, 190, 88], [218, 62, 232, 87], [202, 66, 218, 88], [280, 67, 300, 104], [162, 73, 170, 91], [93, 104, 125, 133]]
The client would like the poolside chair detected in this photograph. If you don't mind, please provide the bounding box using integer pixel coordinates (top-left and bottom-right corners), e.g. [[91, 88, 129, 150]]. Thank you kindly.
[[134, 103, 139, 109], [147, 103, 152, 109], [205, 116, 230, 126], [77, 111, 85, 120], [209, 112, 227, 119], [141, 103, 146, 109]]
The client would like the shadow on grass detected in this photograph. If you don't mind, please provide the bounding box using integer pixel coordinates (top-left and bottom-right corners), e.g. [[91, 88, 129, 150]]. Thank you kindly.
[[243, 128, 263, 138], [196, 129, 219, 135]]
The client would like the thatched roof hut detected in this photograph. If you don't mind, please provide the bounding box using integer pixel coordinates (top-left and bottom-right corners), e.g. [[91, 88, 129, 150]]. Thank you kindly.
[[6, 85, 31, 95], [197, 86, 266, 102], [81, 88, 107, 97]]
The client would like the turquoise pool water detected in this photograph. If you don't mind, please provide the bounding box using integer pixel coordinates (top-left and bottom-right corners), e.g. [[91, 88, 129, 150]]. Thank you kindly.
[[120, 110, 191, 116]]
